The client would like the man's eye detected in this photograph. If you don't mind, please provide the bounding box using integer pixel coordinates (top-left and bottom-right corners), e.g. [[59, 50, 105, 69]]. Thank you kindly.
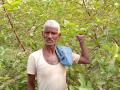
[[52, 32, 56, 35], [45, 32, 49, 34]]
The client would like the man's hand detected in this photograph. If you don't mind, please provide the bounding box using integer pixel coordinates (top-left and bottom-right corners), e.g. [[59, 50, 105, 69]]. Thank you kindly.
[[76, 35, 85, 43]]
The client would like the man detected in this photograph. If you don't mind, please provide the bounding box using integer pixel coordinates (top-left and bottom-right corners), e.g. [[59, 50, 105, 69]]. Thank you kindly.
[[27, 20, 89, 90]]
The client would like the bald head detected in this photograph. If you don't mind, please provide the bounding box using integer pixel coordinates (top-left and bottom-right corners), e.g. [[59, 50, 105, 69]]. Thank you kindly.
[[44, 20, 60, 33]]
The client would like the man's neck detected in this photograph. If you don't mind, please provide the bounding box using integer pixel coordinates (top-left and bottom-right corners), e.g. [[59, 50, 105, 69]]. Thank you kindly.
[[43, 45, 56, 54]]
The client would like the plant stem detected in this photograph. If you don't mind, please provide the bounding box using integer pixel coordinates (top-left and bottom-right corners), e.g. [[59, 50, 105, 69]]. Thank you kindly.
[[2, 0, 25, 51]]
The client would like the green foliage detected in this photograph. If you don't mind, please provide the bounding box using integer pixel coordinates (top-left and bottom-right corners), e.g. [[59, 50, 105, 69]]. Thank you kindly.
[[0, 46, 27, 90], [0, 0, 120, 90]]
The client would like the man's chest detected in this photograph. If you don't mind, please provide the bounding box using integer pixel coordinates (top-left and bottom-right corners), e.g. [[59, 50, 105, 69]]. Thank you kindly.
[[42, 48, 61, 65], [44, 55, 60, 65]]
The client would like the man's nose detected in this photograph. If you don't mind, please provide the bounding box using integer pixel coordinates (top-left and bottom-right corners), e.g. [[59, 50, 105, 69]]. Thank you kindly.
[[47, 33, 52, 38]]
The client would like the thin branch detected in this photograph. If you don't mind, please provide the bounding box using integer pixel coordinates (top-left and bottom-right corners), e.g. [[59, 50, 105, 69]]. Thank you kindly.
[[83, 0, 91, 16], [112, 38, 119, 45], [2, 0, 25, 51]]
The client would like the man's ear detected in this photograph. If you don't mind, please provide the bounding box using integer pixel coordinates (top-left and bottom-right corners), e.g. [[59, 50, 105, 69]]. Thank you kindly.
[[58, 33, 61, 39], [59, 33, 61, 37]]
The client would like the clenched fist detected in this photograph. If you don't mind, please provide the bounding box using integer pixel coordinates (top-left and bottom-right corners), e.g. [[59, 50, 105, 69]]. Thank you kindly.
[[76, 35, 85, 43]]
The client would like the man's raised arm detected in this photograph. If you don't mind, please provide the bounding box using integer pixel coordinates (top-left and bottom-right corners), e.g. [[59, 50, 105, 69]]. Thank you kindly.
[[77, 35, 90, 64]]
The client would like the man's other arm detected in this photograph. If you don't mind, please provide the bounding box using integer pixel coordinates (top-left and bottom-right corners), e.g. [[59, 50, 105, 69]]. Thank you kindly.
[[27, 74, 35, 90]]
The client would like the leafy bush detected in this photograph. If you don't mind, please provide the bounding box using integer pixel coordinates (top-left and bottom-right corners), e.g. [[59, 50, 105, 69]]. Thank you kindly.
[[0, 0, 120, 90]]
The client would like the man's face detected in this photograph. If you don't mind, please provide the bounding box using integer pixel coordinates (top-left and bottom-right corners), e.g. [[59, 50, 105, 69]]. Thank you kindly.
[[42, 26, 61, 46]]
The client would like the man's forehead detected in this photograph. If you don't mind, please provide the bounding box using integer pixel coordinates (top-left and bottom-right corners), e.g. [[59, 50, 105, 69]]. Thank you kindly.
[[44, 26, 60, 33]]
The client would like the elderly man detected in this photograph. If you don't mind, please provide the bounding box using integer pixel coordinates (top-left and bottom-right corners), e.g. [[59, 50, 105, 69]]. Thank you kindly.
[[27, 20, 89, 90]]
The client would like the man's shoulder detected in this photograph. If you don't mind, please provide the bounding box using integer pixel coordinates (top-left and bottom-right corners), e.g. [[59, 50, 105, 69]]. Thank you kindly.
[[30, 49, 42, 57]]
